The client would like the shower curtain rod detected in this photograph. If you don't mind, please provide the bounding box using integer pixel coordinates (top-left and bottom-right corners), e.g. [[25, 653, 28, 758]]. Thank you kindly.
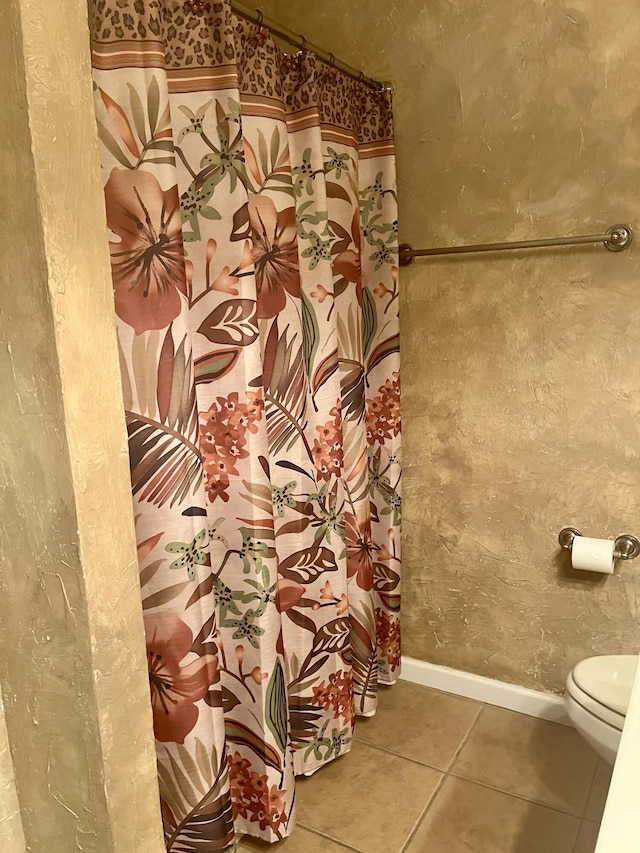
[[230, 2, 388, 91], [398, 223, 634, 265]]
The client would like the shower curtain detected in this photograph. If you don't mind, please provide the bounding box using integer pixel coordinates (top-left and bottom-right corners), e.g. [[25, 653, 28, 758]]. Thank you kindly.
[[91, 1, 401, 846]]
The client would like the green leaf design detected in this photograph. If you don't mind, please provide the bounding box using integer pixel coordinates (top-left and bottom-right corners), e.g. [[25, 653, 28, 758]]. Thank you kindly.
[[147, 75, 160, 136], [127, 82, 147, 144], [269, 124, 281, 172], [361, 286, 378, 359], [257, 129, 269, 175], [96, 120, 133, 168], [194, 738, 214, 788], [265, 658, 288, 752], [265, 173, 293, 184], [301, 290, 319, 379], [141, 580, 191, 610], [117, 335, 133, 410], [165, 748, 197, 806], [199, 205, 222, 220], [147, 139, 176, 152], [166, 335, 196, 433], [144, 156, 176, 166], [193, 348, 241, 384]]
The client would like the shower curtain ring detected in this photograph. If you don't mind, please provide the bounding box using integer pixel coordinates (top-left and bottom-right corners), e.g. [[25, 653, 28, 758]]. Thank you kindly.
[[327, 52, 335, 67], [298, 35, 307, 52], [256, 9, 263, 25]]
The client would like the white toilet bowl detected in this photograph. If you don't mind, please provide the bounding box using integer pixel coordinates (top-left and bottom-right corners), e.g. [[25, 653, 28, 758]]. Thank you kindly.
[[565, 654, 638, 765]]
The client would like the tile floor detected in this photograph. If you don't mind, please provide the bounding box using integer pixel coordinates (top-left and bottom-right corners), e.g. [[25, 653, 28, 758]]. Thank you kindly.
[[237, 680, 612, 853]]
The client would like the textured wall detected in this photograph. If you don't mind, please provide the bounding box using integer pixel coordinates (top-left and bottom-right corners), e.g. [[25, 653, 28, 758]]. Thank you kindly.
[[0, 691, 25, 853], [251, 0, 640, 692], [0, 0, 164, 848]]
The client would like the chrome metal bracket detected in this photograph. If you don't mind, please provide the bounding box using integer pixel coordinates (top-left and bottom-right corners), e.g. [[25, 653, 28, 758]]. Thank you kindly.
[[614, 535, 640, 561], [558, 527, 582, 550], [604, 224, 633, 253], [398, 242, 414, 267]]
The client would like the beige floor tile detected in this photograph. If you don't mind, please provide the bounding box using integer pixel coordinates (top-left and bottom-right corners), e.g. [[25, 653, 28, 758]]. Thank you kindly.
[[573, 821, 600, 853], [355, 681, 481, 770], [584, 758, 612, 821], [405, 776, 580, 853], [451, 706, 598, 815], [237, 825, 352, 851], [295, 740, 442, 853]]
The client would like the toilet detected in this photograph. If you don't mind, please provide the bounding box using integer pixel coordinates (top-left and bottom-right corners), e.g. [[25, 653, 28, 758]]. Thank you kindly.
[[565, 654, 638, 765]]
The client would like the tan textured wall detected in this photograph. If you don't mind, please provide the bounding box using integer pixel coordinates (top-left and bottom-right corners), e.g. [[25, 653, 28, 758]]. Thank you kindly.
[[0, 0, 164, 848], [252, 0, 640, 692], [0, 692, 25, 853]]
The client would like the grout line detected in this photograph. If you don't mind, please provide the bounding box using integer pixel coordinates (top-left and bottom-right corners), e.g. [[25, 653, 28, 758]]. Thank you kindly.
[[580, 758, 600, 820], [445, 702, 486, 773], [569, 820, 583, 853], [399, 771, 448, 853], [399, 703, 486, 852], [440, 701, 597, 822], [356, 701, 488, 775], [353, 739, 448, 772], [446, 772, 587, 820], [296, 823, 363, 852]]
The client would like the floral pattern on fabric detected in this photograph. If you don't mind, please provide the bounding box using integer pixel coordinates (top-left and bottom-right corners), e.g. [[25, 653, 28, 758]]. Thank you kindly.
[[92, 1, 400, 848], [146, 611, 218, 743], [104, 168, 188, 335], [248, 194, 300, 319], [199, 391, 265, 503]]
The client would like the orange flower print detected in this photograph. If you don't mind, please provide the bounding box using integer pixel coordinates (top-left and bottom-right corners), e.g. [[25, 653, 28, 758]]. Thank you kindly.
[[311, 404, 344, 482], [310, 283, 329, 302], [336, 594, 348, 616], [319, 581, 348, 615], [319, 580, 336, 600], [104, 168, 187, 335], [310, 670, 354, 726], [228, 751, 288, 834], [145, 611, 218, 744], [199, 391, 264, 502], [366, 372, 401, 446], [376, 608, 401, 670], [249, 194, 301, 319]]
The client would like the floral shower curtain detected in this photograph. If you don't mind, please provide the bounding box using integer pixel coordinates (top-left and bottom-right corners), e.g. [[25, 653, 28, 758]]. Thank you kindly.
[[91, 0, 400, 847]]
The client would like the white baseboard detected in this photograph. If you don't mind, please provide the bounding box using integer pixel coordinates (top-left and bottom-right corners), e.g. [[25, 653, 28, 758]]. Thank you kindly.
[[400, 656, 571, 726]]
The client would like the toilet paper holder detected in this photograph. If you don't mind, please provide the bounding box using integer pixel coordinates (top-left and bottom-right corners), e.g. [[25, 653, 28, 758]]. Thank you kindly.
[[558, 527, 640, 561]]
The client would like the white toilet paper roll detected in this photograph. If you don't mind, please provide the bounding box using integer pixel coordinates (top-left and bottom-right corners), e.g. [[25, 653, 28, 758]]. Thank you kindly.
[[571, 536, 616, 574]]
